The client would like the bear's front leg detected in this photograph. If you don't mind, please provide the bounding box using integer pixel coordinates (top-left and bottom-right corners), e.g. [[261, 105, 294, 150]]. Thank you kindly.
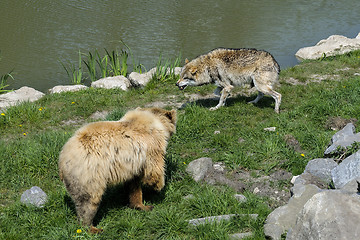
[[127, 177, 154, 211]]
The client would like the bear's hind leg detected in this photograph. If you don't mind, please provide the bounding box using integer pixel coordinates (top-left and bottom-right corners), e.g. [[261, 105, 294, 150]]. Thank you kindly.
[[127, 177, 153, 211]]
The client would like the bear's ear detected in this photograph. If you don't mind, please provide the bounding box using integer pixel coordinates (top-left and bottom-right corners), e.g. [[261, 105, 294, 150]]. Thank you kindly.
[[185, 58, 189, 64], [165, 110, 177, 125]]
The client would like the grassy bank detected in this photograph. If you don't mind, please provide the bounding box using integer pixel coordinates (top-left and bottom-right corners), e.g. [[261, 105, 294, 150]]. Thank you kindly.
[[1, 50, 360, 239]]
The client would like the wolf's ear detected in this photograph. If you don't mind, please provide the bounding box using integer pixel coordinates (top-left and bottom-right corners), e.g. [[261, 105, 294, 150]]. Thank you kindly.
[[185, 58, 189, 64], [190, 67, 197, 75]]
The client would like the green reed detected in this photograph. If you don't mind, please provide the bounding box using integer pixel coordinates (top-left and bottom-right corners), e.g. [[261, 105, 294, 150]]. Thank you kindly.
[[83, 51, 97, 82], [154, 54, 181, 82], [95, 50, 109, 79], [61, 50, 83, 84], [105, 48, 128, 77], [0, 71, 14, 94]]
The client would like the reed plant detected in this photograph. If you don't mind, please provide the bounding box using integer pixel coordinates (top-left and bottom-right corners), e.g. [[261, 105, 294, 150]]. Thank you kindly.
[[60, 50, 83, 85], [0, 51, 14, 94], [83, 51, 97, 82], [154, 54, 181, 82], [105, 48, 128, 77], [95, 50, 109, 79], [0, 71, 14, 94]]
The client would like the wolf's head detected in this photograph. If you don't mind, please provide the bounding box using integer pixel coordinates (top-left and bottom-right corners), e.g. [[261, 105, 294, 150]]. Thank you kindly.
[[176, 58, 209, 90]]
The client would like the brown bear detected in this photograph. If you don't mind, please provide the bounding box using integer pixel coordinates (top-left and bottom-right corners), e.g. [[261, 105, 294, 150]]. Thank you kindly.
[[58, 107, 177, 233]]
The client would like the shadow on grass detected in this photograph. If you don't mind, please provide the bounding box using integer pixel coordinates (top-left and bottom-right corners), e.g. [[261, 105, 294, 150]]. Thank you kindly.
[[180, 93, 276, 111]]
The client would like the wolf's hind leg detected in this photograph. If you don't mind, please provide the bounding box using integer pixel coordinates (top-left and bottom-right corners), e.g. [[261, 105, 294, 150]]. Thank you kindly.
[[252, 73, 281, 113], [210, 85, 233, 111], [248, 91, 264, 104], [253, 85, 281, 113]]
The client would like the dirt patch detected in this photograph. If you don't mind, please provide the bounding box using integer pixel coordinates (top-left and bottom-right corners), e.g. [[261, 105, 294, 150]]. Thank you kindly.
[[204, 164, 293, 208], [325, 116, 358, 131]]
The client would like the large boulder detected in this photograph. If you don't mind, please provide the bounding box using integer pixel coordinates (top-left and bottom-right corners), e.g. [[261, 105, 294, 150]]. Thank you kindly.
[[286, 191, 360, 240], [331, 150, 360, 189], [0, 86, 44, 109], [295, 33, 360, 60], [324, 123, 360, 156], [264, 184, 322, 240], [91, 75, 131, 90], [304, 158, 337, 184]]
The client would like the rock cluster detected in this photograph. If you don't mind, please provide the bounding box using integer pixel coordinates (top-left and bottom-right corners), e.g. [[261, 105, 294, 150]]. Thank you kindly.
[[264, 123, 360, 240], [0, 67, 182, 110], [295, 32, 360, 60], [185, 123, 360, 240]]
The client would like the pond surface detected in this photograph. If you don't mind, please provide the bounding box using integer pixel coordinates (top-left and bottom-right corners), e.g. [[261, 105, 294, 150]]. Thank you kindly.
[[0, 0, 359, 92]]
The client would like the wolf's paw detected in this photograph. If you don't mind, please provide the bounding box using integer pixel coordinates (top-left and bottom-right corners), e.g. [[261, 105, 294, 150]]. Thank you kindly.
[[209, 106, 219, 111]]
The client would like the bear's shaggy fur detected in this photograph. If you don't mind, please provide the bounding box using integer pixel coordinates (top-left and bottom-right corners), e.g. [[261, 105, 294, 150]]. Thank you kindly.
[[58, 107, 176, 233]]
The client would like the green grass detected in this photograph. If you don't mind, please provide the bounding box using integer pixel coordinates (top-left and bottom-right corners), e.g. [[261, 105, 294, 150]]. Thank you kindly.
[[1, 50, 360, 239]]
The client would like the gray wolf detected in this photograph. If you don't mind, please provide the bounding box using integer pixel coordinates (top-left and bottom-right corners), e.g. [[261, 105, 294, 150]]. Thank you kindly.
[[58, 107, 177, 233], [176, 48, 281, 113]]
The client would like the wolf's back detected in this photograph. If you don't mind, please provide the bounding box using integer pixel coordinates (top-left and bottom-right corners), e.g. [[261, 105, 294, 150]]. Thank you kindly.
[[207, 48, 280, 73]]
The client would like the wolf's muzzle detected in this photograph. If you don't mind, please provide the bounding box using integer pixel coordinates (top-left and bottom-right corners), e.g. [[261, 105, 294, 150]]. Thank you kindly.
[[175, 81, 186, 90]]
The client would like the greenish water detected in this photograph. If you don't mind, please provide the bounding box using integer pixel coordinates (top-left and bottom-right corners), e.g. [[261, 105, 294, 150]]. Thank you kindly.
[[0, 0, 359, 92]]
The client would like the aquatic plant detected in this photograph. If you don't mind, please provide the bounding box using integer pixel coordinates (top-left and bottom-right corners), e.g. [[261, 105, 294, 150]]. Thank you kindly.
[[105, 48, 128, 77], [61, 50, 83, 85], [154, 54, 181, 82], [83, 51, 97, 82], [0, 71, 14, 94]]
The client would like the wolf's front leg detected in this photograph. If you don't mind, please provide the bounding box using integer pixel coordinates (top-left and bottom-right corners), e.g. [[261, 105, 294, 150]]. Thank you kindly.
[[210, 85, 233, 110]]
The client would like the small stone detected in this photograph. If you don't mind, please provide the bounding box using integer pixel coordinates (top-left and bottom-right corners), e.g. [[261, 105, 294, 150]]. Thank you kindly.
[[20, 186, 48, 208], [264, 127, 276, 132], [234, 194, 247, 203], [291, 175, 299, 184]]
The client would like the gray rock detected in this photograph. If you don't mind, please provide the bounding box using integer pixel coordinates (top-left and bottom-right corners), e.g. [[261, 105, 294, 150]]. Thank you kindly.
[[324, 123, 360, 155], [91, 75, 131, 90], [264, 184, 321, 240], [286, 191, 360, 240], [304, 158, 337, 183], [20, 186, 48, 208], [185, 157, 213, 182], [128, 68, 156, 87], [340, 177, 360, 194], [188, 214, 258, 227], [128, 67, 181, 87], [234, 194, 247, 203], [293, 172, 329, 189], [48, 85, 88, 94], [295, 33, 360, 60], [331, 150, 360, 189], [229, 232, 253, 239], [0, 86, 44, 109]]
